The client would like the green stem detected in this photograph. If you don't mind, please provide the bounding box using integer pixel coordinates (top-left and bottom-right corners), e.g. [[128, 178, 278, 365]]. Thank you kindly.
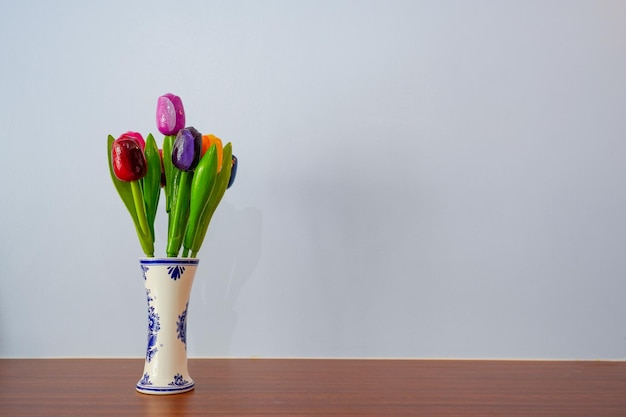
[[131, 180, 150, 238], [163, 135, 175, 213], [166, 170, 191, 257]]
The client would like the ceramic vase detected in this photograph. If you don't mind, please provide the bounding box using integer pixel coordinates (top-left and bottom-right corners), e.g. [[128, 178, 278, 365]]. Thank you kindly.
[[135, 258, 199, 395]]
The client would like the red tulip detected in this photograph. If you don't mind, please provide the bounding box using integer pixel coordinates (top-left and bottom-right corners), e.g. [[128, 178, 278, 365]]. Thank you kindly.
[[111, 136, 147, 181]]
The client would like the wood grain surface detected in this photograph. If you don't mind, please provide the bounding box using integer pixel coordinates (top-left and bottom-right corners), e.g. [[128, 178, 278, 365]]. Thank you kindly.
[[1, 359, 625, 416]]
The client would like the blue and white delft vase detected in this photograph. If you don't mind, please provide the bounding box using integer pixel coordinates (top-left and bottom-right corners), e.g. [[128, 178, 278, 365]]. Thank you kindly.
[[136, 258, 199, 395]]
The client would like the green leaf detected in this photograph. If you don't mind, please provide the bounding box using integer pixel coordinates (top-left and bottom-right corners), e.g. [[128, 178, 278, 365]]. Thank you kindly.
[[131, 180, 154, 256], [108, 135, 154, 256], [107, 135, 139, 226], [183, 144, 218, 254], [189, 142, 233, 257], [142, 133, 161, 241]]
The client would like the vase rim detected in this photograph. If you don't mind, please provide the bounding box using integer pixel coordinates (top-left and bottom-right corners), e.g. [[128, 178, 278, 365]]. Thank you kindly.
[[140, 258, 200, 265]]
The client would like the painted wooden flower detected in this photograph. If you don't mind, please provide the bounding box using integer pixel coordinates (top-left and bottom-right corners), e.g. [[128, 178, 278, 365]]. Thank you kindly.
[[172, 127, 202, 171], [156, 93, 186, 136], [202, 134, 223, 171], [111, 134, 147, 181], [120, 131, 145, 150], [228, 155, 238, 189]]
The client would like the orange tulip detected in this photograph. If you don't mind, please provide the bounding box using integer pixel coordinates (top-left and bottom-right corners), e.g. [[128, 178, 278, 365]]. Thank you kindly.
[[202, 134, 223, 172]]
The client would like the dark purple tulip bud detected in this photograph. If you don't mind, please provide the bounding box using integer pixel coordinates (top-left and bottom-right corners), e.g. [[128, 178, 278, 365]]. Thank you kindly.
[[156, 93, 185, 136], [172, 127, 202, 171], [227, 155, 237, 189]]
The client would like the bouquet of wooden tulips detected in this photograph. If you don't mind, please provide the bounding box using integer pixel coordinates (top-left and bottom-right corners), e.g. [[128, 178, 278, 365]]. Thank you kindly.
[[107, 93, 238, 258]]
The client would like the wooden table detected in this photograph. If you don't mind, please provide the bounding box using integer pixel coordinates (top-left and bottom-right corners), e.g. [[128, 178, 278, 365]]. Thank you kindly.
[[1, 359, 625, 416]]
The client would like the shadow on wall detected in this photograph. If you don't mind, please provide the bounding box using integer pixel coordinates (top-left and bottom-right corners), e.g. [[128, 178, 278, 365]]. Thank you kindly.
[[190, 201, 262, 356]]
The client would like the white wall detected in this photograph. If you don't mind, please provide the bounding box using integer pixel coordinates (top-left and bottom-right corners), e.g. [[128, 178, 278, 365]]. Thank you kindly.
[[1, 0, 625, 359]]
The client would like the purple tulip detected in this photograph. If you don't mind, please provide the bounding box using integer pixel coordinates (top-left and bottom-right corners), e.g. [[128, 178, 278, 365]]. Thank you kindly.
[[172, 127, 202, 171], [156, 93, 185, 136]]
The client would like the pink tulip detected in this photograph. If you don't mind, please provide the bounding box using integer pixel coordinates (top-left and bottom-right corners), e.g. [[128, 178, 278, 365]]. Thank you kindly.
[[156, 93, 185, 136], [119, 131, 145, 150]]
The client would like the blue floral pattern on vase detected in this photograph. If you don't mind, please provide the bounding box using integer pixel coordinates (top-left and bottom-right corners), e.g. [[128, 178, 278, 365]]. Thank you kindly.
[[141, 265, 149, 280], [139, 373, 152, 386], [168, 373, 190, 386], [145, 289, 160, 362], [176, 302, 189, 348], [167, 265, 185, 280]]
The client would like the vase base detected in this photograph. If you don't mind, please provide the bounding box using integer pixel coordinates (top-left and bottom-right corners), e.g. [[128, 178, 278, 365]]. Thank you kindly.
[[136, 381, 195, 395]]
